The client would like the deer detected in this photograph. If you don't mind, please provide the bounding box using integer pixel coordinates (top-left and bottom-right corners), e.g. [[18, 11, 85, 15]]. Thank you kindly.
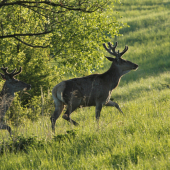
[[51, 42, 138, 133], [0, 66, 31, 135]]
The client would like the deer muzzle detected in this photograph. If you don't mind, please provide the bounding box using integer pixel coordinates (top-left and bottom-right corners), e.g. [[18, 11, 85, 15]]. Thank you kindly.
[[133, 64, 138, 70], [24, 84, 31, 91]]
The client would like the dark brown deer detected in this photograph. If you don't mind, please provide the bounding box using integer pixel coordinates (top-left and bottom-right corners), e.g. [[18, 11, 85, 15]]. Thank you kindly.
[[51, 42, 138, 133], [0, 67, 31, 135]]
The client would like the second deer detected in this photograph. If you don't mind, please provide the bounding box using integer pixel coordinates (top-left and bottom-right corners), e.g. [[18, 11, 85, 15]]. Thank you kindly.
[[51, 42, 138, 133], [0, 67, 31, 135]]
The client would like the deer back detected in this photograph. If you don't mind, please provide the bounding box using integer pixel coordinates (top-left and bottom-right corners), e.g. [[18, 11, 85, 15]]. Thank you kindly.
[[57, 73, 116, 107]]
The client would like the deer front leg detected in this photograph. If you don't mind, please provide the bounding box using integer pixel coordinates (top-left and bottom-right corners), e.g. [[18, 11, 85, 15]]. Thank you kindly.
[[95, 103, 103, 121], [95, 103, 103, 130], [105, 100, 123, 115]]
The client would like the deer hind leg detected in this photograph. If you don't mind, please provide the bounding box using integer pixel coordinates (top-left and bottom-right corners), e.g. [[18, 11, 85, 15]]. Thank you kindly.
[[0, 124, 11, 136], [105, 100, 123, 115], [50, 99, 64, 133], [62, 101, 81, 126], [62, 91, 82, 126], [62, 107, 79, 126]]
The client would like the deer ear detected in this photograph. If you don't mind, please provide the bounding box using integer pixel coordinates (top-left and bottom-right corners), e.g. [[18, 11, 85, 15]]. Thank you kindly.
[[0, 73, 6, 80], [105, 56, 114, 62]]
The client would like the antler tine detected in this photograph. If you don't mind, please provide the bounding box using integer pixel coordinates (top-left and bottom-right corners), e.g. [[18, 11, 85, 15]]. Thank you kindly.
[[103, 43, 113, 55], [120, 46, 128, 57], [12, 67, 22, 77], [108, 42, 117, 51], [103, 42, 118, 56], [109, 42, 118, 56], [1, 67, 8, 74]]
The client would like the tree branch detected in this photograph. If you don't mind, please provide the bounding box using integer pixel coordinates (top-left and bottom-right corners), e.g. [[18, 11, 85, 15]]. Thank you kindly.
[[20, 3, 66, 15], [0, 0, 104, 12], [0, 30, 52, 39], [14, 36, 49, 48]]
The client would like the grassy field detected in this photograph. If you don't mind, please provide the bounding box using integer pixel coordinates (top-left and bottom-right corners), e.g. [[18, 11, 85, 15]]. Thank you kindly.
[[0, 0, 170, 169]]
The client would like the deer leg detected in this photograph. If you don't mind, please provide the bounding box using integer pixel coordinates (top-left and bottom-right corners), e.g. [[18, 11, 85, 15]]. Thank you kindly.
[[105, 100, 123, 115], [95, 103, 103, 129], [95, 103, 103, 121], [62, 102, 80, 126], [50, 100, 64, 133], [0, 124, 11, 136], [62, 114, 79, 126]]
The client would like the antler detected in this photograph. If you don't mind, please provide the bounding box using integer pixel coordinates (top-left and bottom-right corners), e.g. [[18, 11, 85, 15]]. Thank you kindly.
[[103, 42, 128, 59], [11, 67, 22, 77], [120, 46, 128, 56], [103, 42, 118, 56], [1, 67, 8, 74], [0, 66, 22, 79]]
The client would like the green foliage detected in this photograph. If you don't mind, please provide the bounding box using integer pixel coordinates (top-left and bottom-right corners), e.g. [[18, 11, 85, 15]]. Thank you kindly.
[[6, 94, 41, 124], [51, 4, 123, 75], [6, 89, 53, 123]]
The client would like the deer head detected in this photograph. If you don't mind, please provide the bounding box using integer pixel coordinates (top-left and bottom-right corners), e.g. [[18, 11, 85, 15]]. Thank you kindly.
[[103, 42, 138, 76], [0, 67, 31, 94]]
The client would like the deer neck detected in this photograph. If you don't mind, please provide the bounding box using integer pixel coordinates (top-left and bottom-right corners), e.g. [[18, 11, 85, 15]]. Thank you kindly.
[[0, 84, 14, 100], [0, 84, 14, 122], [103, 64, 122, 90]]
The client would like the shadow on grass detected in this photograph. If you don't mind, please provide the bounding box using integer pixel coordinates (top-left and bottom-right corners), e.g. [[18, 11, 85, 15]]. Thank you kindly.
[[109, 144, 146, 169], [116, 1, 170, 11], [0, 130, 76, 156]]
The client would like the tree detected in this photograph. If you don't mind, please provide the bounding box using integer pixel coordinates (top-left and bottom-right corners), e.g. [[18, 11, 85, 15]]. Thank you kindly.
[[0, 0, 110, 47]]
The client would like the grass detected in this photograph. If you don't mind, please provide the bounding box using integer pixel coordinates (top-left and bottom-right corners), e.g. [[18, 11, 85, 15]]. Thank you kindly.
[[0, 0, 170, 169]]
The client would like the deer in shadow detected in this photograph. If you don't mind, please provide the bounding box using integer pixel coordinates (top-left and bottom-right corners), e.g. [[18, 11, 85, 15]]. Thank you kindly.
[[0, 67, 31, 135], [51, 42, 138, 133]]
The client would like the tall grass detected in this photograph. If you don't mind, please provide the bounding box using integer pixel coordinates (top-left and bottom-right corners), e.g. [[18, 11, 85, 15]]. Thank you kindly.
[[0, 0, 170, 169]]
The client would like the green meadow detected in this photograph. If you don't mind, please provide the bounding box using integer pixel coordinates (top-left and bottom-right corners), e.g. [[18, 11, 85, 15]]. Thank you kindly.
[[0, 0, 170, 169]]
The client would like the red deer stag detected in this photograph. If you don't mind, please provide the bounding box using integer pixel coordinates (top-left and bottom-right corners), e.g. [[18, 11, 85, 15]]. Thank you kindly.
[[0, 67, 31, 135], [51, 42, 138, 133]]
